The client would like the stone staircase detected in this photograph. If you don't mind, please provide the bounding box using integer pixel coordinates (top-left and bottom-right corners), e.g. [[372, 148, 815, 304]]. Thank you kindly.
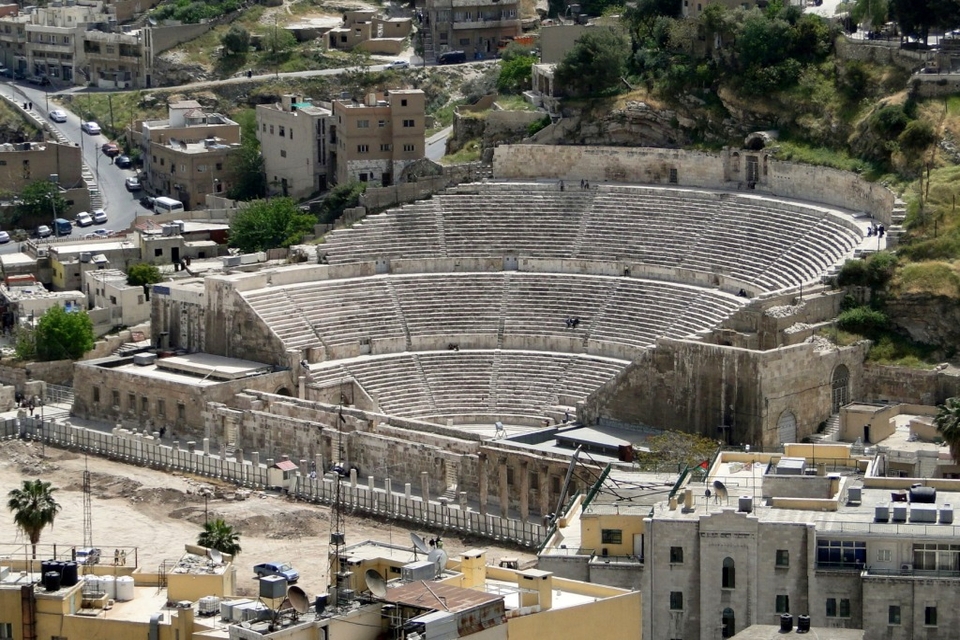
[[439, 462, 458, 501], [420, 27, 435, 65], [810, 413, 841, 443]]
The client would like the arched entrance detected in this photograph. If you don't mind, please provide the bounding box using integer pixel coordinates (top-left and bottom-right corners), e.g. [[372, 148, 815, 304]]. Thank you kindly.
[[831, 365, 850, 413], [275, 387, 292, 397], [777, 410, 797, 446], [722, 608, 736, 638]]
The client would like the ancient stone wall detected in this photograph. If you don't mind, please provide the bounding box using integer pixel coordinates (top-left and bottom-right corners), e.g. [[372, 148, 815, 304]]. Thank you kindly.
[[833, 34, 925, 73], [862, 364, 960, 406]]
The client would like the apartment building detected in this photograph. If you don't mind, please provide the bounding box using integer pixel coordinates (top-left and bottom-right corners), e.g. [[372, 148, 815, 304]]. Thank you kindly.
[[326, 10, 412, 55], [83, 267, 151, 328], [0, 141, 89, 216], [423, 0, 521, 61], [256, 93, 334, 200], [139, 100, 240, 209], [331, 89, 425, 187], [82, 27, 146, 88]]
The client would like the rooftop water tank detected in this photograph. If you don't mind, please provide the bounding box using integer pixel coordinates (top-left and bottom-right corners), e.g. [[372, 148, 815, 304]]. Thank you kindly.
[[61, 561, 78, 587], [101, 574, 116, 599], [909, 486, 937, 503], [43, 571, 61, 592], [115, 576, 134, 601]]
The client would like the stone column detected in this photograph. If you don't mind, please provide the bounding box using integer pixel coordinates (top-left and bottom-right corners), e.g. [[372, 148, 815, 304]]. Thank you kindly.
[[539, 466, 551, 517], [385, 478, 393, 506], [349, 468, 358, 488], [235, 448, 244, 463], [317, 436, 326, 471], [404, 483, 412, 499], [368, 476, 375, 492], [299, 459, 309, 477], [202, 437, 210, 456], [499, 458, 509, 519], [421, 471, 430, 504], [314, 454, 323, 475], [251, 452, 260, 467], [519, 461, 529, 522], [478, 453, 488, 516]]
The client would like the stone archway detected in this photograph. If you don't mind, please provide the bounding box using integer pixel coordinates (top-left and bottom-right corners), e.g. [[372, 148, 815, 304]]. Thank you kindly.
[[275, 387, 292, 397], [777, 410, 797, 446], [831, 365, 850, 413], [722, 608, 736, 638]]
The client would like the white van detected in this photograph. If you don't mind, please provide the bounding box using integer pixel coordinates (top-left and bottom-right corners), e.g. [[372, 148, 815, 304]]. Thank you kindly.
[[154, 197, 185, 215]]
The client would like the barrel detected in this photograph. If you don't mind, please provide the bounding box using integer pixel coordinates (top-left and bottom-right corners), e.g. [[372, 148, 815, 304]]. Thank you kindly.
[[797, 614, 811, 633], [43, 571, 61, 592], [61, 561, 79, 587], [780, 613, 793, 633]]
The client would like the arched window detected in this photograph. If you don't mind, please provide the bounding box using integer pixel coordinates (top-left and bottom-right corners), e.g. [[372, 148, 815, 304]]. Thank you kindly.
[[832, 365, 850, 413], [722, 557, 735, 589], [722, 608, 736, 638], [777, 411, 797, 446]]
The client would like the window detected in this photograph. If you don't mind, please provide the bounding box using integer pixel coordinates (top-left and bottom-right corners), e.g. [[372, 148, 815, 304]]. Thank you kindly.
[[817, 540, 866, 568], [198, 164, 207, 172], [270, 125, 274, 134], [357, 119, 369, 128], [529, 471, 539, 490], [93, 387, 100, 403], [141, 397, 149, 413], [289, 129, 293, 140], [403, 119, 415, 127], [913, 543, 960, 571], [155, 248, 163, 257], [112, 390, 120, 407], [839, 599, 850, 618], [776, 550, 789, 567], [669, 592, 683, 611], [925, 606, 937, 626], [404, 143, 415, 152], [157, 399, 165, 417], [669, 167, 678, 183], [601, 529, 622, 545], [357, 144, 369, 153], [278, 126, 285, 137], [670, 547, 683, 563], [280, 150, 287, 158], [877, 549, 892, 563], [262, 123, 266, 132], [110, 296, 117, 305], [401, 99, 408, 106], [888, 605, 901, 625], [177, 403, 186, 420], [380, 143, 391, 151], [459, 38, 470, 45], [826, 598, 837, 618], [722, 557, 735, 588], [776, 595, 789, 614], [378, 119, 386, 127], [128, 393, 136, 411], [506, 467, 515, 485], [0, 624, 13, 640], [216, 163, 223, 170]]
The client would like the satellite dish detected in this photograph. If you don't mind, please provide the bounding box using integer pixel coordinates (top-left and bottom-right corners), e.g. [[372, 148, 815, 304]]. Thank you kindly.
[[208, 548, 223, 563], [427, 548, 448, 578], [713, 480, 728, 501], [287, 585, 309, 614], [365, 569, 387, 598], [410, 532, 431, 554]]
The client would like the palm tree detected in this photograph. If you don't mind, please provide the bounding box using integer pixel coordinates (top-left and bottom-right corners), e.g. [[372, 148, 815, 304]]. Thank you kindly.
[[935, 397, 960, 464], [198, 518, 242, 556], [7, 479, 62, 559]]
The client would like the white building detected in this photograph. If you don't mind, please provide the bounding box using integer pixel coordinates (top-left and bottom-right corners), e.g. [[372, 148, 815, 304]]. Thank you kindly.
[[83, 268, 151, 329]]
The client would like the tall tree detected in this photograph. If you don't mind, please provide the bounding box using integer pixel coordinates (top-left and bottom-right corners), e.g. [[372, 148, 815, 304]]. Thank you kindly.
[[229, 197, 316, 252], [7, 479, 62, 559], [851, 0, 889, 31], [227, 109, 266, 201], [555, 28, 629, 97], [13, 181, 67, 227], [935, 397, 960, 463], [28, 306, 95, 361], [198, 518, 242, 556]]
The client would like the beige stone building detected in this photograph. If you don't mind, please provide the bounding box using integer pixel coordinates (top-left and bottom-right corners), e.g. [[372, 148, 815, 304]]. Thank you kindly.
[[139, 100, 240, 209], [0, 141, 90, 217], [423, 0, 521, 61], [83, 267, 150, 328], [256, 94, 334, 200], [326, 10, 412, 55], [81, 28, 146, 89], [331, 90, 425, 186]]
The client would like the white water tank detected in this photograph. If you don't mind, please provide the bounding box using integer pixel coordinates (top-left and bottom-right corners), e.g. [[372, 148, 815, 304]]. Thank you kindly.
[[199, 595, 221, 615], [115, 576, 134, 601], [84, 574, 101, 593], [101, 575, 116, 599]]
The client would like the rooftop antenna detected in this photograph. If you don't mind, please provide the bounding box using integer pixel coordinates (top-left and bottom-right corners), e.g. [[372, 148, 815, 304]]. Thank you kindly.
[[410, 531, 430, 561], [82, 455, 93, 550], [328, 377, 347, 605]]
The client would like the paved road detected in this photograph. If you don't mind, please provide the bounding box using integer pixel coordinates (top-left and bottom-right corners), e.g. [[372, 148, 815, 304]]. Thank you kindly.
[[426, 125, 452, 162], [2, 81, 147, 254]]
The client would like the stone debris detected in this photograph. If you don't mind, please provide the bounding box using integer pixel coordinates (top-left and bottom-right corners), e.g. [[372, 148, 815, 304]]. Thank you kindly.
[[783, 322, 811, 335], [765, 303, 805, 318]]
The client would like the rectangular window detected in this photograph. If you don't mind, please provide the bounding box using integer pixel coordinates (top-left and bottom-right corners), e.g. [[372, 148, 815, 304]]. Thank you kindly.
[[92, 387, 100, 403], [270, 125, 274, 134], [0, 624, 13, 640], [357, 119, 369, 128], [177, 403, 185, 420], [141, 397, 149, 413], [128, 393, 136, 411], [670, 546, 683, 563], [601, 529, 622, 545], [926, 606, 937, 626], [669, 167, 678, 183], [403, 119, 415, 128], [877, 549, 892, 562], [826, 598, 837, 618], [401, 99, 408, 106], [888, 605, 901, 625], [404, 143, 415, 152], [776, 550, 789, 567], [529, 471, 539, 490], [280, 150, 287, 157], [278, 126, 285, 137], [112, 390, 120, 407], [155, 248, 163, 257], [380, 143, 391, 151], [357, 144, 369, 153], [669, 592, 683, 611], [262, 123, 266, 132], [817, 540, 866, 568], [776, 595, 789, 614], [378, 119, 386, 127], [157, 399, 165, 416], [839, 599, 850, 618], [506, 467, 515, 485], [216, 163, 223, 170]]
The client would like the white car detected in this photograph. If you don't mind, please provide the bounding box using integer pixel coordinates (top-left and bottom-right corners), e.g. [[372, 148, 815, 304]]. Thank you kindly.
[[36, 225, 52, 238], [75, 212, 93, 227], [81, 121, 101, 135], [387, 60, 410, 69], [49, 109, 67, 123], [92, 209, 107, 224], [0, 231, 9, 244]]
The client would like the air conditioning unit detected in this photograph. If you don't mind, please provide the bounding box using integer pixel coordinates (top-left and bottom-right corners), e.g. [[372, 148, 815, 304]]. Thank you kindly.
[[900, 564, 913, 572], [221, 256, 241, 267]]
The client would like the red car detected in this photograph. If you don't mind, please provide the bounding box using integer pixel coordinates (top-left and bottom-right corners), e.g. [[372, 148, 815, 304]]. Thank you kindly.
[[101, 142, 120, 157]]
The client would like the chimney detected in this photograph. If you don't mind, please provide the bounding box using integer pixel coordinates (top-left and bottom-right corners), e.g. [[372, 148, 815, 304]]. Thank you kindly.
[[366, 92, 377, 107], [459, 549, 486, 589], [281, 94, 295, 112], [518, 569, 553, 611]]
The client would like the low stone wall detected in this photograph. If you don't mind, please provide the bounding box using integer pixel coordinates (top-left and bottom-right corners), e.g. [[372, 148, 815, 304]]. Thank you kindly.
[[834, 35, 926, 73]]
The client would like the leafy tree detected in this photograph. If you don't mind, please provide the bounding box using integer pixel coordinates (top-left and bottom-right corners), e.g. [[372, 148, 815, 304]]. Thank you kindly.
[[229, 197, 315, 252], [836, 306, 889, 336], [7, 479, 61, 558], [14, 181, 67, 227], [889, 0, 960, 44], [898, 119, 936, 156], [316, 181, 366, 224], [226, 110, 266, 201], [262, 27, 297, 63], [221, 25, 250, 56], [624, 0, 682, 45], [497, 54, 537, 94], [851, 0, 888, 31], [127, 263, 163, 287], [29, 306, 95, 361], [555, 28, 629, 97], [632, 431, 719, 472], [198, 518, 242, 556], [935, 397, 960, 463]]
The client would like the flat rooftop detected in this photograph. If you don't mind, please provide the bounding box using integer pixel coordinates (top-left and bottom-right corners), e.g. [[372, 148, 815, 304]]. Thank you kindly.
[[89, 353, 274, 386], [0, 284, 84, 302], [731, 624, 864, 640], [384, 580, 503, 612]]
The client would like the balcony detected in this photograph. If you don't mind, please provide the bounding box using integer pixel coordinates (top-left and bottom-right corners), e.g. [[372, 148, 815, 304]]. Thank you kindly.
[[452, 17, 520, 30], [865, 566, 960, 581]]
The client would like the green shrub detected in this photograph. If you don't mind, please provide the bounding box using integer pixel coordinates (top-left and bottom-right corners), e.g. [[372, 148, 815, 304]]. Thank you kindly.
[[870, 105, 910, 139], [836, 306, 888, 336], [837, 258, 868, 287], [527, 115, 551, 137]]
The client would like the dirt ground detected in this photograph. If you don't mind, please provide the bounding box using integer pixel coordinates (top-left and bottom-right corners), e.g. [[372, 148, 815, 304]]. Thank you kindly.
[[0, 441, 533, 598]]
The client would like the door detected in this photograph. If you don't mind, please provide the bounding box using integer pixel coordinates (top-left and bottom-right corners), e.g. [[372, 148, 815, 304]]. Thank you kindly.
[[171, 247, 180, 264], [633, 533, 643, 559], [722, 608, 736, 638]]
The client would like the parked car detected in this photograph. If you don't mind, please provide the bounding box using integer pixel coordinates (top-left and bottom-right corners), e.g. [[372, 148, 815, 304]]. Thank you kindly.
[[253, 562, 299, 583], [139, 195, 155, 210], [36, 225, 52, 238], [27, 75, 50, 86], [387, 59, 410, 69], [115, 155, 132, 168], [92, 209, 107, 224], [101, 142, 120, 157], [438, 50, 467, 65], [125, 177, 141, 191], [87, 228, 114, 239], [0, 231, 10, 244], [0, 66, 10, 78], [48, 109, 67, 123], [75, 212, 93, 227], [81, 121, 101, 135], [12, 70, 25, 80], [75, 547, 101, 565]]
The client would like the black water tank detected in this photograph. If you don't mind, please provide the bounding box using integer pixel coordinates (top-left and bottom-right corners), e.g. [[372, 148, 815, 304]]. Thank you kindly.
[[797, 614, 811, 633], [43, 571, 61, 592], [41, 560, 55, 576], [61, 561, 79, 587], [315, 594, 328, 614], [909, 486, 936, 503], [780, 613, 793, 633]]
